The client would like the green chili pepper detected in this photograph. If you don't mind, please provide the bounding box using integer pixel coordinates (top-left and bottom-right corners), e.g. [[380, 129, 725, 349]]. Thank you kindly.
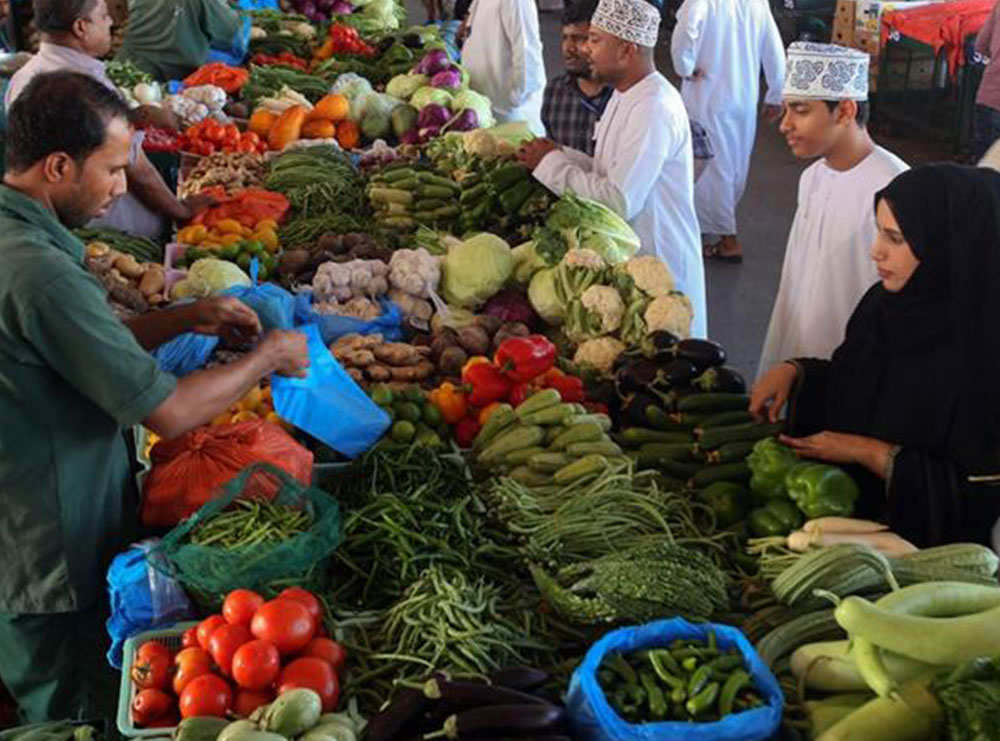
[[686, 681, 720, 717], [639, 670, 668, 719], [719, 670, 751, 716]]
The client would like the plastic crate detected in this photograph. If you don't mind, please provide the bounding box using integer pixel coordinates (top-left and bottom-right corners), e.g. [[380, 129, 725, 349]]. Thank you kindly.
[[117, 622, 198, 738]]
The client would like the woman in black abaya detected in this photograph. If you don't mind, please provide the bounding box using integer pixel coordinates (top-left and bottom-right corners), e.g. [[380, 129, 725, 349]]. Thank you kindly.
[[751, 163, 1000, 547]]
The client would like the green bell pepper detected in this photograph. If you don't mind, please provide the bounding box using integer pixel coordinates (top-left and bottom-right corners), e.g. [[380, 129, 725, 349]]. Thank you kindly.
[[785, 462, 859, 519], [747, 437, 800, 503], [748, 499, 804, 537], [697, 481, 752, 528]]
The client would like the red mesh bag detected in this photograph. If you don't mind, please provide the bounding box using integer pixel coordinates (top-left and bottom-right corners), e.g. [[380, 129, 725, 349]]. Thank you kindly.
[[141, 421, 313, 527]]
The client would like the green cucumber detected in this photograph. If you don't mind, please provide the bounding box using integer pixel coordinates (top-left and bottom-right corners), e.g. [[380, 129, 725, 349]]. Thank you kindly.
[[690, 461, 752, 488], [697, 422, 783, 449], [621, 427, 695, 448], [697, 410, 756, 430], [677, 393, 751, 414]]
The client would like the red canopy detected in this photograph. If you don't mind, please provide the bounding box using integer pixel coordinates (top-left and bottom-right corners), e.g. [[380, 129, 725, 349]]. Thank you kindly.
[[880, 0, 993, 77]]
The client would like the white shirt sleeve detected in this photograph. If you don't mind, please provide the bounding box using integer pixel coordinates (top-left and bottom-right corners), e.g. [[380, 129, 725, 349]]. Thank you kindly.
[[760, 6, 787, 106], [533, 97, 676, 221], [670, 0, 709, 79], [503, 0, 545, 109]]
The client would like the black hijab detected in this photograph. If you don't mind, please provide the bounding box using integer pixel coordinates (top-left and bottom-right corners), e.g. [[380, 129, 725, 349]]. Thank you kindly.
[[827, 163, 1000, 478]]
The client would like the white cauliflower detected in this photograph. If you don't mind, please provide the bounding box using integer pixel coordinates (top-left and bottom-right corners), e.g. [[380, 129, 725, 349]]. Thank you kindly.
[[563, 248, 607, 271], [573, 336, 626, 375], [463, 130, 498, 159], [580, 285, 625, 333], [644, 293, 694, 338], [626, 255, 675, 297], [389, 248, 440, 298]]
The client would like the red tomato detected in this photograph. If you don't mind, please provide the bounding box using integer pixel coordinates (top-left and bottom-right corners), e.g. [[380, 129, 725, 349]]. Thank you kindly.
[[208, 623, 252, 676], [196, 615, 227, 651], [241, 131, 260, 146], [202, 121, 225, 144], [179, 674, 233, 719], [232, 688, 274, 718], [131, 688, 174, 726], [173, 647, 213, 696], [231, 639, 281, 690], [223, 589, 265, 628], [276, 588, 323, 625], [299, 638, 347, 675], [181, 628, 199, 650], [250, 599, 315, 655], [137, 640, 173, 665], [144, 711, 180, 729], [131, 652, 172, 691], [277, 657, 339, 712]]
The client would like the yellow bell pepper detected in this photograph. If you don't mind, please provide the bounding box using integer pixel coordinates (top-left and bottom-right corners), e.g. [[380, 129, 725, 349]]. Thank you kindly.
[[215, 218, 244, 236]]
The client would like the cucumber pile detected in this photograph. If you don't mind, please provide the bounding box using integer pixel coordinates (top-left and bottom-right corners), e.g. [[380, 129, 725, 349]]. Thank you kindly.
[[471, 389, 628, 486], [367, 165, 461, 234]]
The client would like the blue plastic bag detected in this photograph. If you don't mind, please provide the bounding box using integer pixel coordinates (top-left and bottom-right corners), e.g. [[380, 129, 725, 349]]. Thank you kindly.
[[223, 262, 296, 332], [293, 291, 405, 345], [153, 332, 218, 376], [105, 540, 194, 668], [272, 324, 390, 458], [567, 618, 783, 741], [208, 14, 251, 63], [235, 0, 279, 8]]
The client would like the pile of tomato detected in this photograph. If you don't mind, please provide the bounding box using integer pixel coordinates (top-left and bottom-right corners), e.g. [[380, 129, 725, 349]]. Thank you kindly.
[[250, 52, 310, 72], [181, 120, 267, 156], [130, 587, 346, 728]]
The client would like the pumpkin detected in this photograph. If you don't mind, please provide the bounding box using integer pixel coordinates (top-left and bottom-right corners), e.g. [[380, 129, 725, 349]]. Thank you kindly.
[[248, 108, 278, 138], [308, 94, 350, 123], [336, 120, 361, 150], [301, 119, 336, 140], [267, 105, 308, 151]]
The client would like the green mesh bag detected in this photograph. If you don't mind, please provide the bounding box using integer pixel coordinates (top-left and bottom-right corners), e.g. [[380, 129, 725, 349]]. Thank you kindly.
[[151, 463, 340, 610]]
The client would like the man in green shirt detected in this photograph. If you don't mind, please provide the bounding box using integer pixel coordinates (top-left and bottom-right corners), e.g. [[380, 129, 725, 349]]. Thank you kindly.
[[0, 70, 309, 722], [118, 0, 244, 81]]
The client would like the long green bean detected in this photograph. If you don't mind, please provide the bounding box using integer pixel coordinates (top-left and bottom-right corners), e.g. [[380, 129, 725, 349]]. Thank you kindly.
[[187, 497, 313, 548]]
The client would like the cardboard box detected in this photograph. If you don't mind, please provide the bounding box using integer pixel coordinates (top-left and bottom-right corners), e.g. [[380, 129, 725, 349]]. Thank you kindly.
[[855, 0, 937, 34]]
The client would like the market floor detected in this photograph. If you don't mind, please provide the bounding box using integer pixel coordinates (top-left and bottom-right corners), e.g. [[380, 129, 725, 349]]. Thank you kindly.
[[418, 1, 957, 379]]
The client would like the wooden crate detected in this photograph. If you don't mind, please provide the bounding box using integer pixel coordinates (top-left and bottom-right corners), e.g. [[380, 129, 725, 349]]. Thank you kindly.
[[854, 28, 882, 56], [833, 15, 855, 46], [836, 0, 857, 24]]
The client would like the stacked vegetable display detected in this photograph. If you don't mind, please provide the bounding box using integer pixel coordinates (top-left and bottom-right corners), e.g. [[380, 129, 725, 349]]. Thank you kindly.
[[367, 164, 461, 233]]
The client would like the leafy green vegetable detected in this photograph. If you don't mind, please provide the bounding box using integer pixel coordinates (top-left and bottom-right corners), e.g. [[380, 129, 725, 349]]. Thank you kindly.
[[411, 86, 454, 110], [528, 267, 566, 325], [544, 192, 640, 265], [386, 73, 428, 101], [451, 89, 495, 128], [440, 232, 513, 307], [934, 656, 1000, 741]]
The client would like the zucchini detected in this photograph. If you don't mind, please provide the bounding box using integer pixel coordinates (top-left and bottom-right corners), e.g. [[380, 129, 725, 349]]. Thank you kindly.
[[515, 389, 562, 418], [697, 410, 756, 430], [566, 440, 623, 457], [508, 466, 553, 486], [657, 459, 703, 479], [638, 442, 699, 460], [706, 440, 756, 464], [503, 446, 548, 465], [689, 461, 751, 488], [645, 404, 688, 431], [519, 403, 575, 427], [479, 425, 545, 464], [697, 421, 783, 449], [553, 454, 610, 484], [473, 405, 516, 450], [550, 422, 606, 451], [677, 393, 750, 414], [564, 413, 613, 432], [528, 452, 576, 473], [620, 427, 694, 448]]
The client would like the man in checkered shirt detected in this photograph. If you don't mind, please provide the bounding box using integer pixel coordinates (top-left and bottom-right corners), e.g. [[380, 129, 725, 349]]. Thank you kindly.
[[541, 0, 713, 173]]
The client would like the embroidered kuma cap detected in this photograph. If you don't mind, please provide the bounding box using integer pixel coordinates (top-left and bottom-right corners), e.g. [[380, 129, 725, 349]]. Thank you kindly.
[[591, 0, 661, 48], [783, 42, 869, 101]]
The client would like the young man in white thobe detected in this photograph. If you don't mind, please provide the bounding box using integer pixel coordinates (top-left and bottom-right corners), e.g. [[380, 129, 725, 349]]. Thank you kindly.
[[757, 43, 908, 377], [518, 0, 707, 337], [671, 0, 785, 263], [462, 0, 547, 135]]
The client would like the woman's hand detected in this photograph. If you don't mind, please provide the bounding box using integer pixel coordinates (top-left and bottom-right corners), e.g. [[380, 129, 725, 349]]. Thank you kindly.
[[780, 432, 895, 477], [192, 297, 262, 347], [749, 362, 798, 422]]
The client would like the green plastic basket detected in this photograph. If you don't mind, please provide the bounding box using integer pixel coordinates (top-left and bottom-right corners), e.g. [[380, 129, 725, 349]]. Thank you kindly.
[[117, 622, 198, 738]]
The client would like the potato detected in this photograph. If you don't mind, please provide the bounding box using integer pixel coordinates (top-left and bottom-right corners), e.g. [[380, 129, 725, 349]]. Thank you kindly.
[[113, 254, 144, 280], [455, 325, 490, 356], [138, 267, 165, 297], [438, 345, 467, 378], [86, 241, 111, 259], [365, 364, 392, 382]]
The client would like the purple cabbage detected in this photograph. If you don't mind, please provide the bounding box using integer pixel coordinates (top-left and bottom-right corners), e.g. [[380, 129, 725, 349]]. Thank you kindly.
[[446, 109, 479, 132], [331, 0, 353, 12], [484, 291, 537, 324], [418, 104, 451, 129], [400, 128, 422, 145], [418, 126, 441, 144], [414, 50, 451, 76], [430, 68, 462, 91]]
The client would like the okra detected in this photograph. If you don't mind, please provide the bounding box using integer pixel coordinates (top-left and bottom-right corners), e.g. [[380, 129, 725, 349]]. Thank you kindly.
[[638, 670, 668, 719], [553, 454, 609, 484], [479, 425, 544, 464]]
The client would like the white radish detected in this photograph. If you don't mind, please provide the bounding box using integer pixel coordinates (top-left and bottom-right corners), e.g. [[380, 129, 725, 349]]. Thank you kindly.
[[803, 517, 888, 534], [786, 530, 918, 557]]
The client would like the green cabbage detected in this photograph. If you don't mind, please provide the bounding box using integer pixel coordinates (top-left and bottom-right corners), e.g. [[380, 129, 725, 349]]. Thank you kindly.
[[451, 89, 494, 128], [410, 86, 453, 110], [528, 267, 566, 325], [174, 258, 250, 298], [546, 192, 640, 265], [440, 233, 512, 307], [386, 73, 428, 101]]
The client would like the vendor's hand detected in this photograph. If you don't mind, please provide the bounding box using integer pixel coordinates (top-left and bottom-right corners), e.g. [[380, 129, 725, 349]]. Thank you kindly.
[[749, 361, 798, 422], [780, 432, 893, 473], [517, 139, 560, 171], [261, 330, 310, 378], [179, 192, 218, 221], [192, 297, 262, 347], [762, 104, 783, 124]]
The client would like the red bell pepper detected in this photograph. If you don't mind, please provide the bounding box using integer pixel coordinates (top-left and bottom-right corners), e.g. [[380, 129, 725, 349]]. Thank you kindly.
[[462, 362, 511, 407], [507, 383, 533, 408], [495, 335, 557, 384], [543, 370, 586, 403], [453, 417, 481, 449]]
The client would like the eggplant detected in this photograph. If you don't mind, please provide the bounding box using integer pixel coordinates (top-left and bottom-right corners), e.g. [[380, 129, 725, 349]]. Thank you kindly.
[[675, 338, 727, 370], [659, 358, 699, 387], [436, 704, 566, 739], [694, 365, 747, 394], [644, 330, 680, 360], [615, 358, 660, 395], [364, 688, 428, 741], [488, 666, 550, 692], [403, 32, 425, 48], [423, 679, 548, 707]]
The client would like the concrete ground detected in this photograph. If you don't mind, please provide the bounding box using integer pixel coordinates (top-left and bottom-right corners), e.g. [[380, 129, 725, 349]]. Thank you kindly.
[[418, 1, 957, 378]]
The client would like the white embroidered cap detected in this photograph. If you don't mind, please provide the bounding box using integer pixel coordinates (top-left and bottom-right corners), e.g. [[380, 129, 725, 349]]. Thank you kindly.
[[591, 0, 661, 48], [783, 42, 869, 101]]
